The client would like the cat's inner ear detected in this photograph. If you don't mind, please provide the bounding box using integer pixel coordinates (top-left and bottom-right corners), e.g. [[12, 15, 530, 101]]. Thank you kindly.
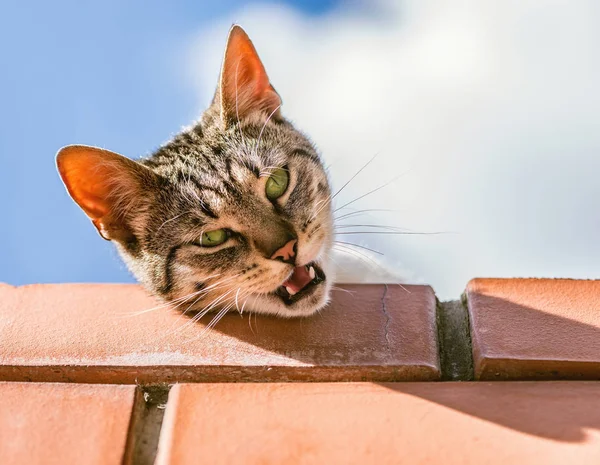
[[56, 145, 155, 242], [217, 24, 282, 126]]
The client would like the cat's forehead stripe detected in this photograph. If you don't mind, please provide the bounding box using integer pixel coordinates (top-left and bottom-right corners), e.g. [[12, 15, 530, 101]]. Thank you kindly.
[[139, 115, 328, 228]]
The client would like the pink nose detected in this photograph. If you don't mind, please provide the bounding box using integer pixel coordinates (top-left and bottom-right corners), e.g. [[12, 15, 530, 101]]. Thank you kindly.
[[270, 239, 297, 263]]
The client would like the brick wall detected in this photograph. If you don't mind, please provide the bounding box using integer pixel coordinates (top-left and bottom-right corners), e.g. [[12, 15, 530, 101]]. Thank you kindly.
[[1, 279, 599, 464]]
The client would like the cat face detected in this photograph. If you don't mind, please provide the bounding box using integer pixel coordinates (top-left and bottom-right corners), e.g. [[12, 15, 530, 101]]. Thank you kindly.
[[56, 25, 334, 317]]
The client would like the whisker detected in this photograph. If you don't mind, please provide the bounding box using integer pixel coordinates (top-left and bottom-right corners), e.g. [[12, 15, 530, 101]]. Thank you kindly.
[[335, 224, 414, 231], [334, 240, 383, 256], [177, 290, 234, 336], [244, 299, 255, 332], [259, 165, 286, 177], [161, 274, 243, 336], [235, 288, 242, 314], [332, 246, 412, 295], [199, 303, 234, 337], [182, 301, 234, 343], [335, 231, 446, 236], [234, 58, 246, 148], [332, 244, 380, 268], [205, 301, 235, 331], [119, 275, 223, 317], [309, 192, 333, 223], [395, 283, 412, 294], [254, 104, 281, 157], [308, 197, 331, 223], [332, 245, 367, 265], [334, 208, 395, 222], [184, 284, 236, 322], [330, 286, 356, 295], [241, 293, 254, 316], [118, 295, 191, 317], [335, 223, 450, 235], [196, 288, 254, 339], [333, 170, 409, 213], [177, 274, 241, 317], [120, 299, 183, 318], [156, 211, 193, 234], [331, 153, 379, 204], [309, 153, 380, 223], [243, 294, 260, 332]]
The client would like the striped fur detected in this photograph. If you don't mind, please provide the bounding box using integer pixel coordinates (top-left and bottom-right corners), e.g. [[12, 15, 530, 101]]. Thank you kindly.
[[116, 27, 333, 318], [59, 26, 334, 318], [121, 105, 334, 317]]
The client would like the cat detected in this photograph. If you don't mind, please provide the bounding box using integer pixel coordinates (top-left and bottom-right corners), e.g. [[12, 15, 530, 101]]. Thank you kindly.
[[56, 25, 335, 318]]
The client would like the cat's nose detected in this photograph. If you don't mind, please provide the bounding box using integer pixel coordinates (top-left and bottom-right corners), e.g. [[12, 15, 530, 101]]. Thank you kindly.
[[270, 239, 297, 264]]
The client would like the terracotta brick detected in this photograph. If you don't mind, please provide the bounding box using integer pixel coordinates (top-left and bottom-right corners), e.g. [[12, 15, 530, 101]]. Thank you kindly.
[[0, 382, 135, 465], [156, 381, 600, 465], [466, 278, 600, 380], [0, 283, 439, 383]]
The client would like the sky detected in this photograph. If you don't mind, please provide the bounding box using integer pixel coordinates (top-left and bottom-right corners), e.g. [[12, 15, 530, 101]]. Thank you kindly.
[[2, 0, 599, 299]]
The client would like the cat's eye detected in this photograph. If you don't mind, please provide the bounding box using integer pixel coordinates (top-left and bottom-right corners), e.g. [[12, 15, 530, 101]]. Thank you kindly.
[[265, 167, 289, 200], [199, 229, 229, 247]]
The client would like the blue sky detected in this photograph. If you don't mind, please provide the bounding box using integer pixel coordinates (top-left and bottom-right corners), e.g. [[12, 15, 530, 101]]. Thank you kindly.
[[2, 1, 599, 298], [0, 0, 339, 284]]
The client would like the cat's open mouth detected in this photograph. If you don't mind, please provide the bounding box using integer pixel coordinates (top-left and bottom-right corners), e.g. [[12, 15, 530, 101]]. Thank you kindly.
[[273, 262, 325, 304]]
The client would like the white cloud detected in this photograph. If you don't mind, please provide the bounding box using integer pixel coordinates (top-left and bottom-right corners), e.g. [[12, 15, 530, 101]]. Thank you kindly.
[[187, 0, 600, 299]]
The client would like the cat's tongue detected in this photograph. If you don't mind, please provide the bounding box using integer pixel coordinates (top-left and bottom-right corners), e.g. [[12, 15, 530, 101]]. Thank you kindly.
[[282, 266, 312, 293]]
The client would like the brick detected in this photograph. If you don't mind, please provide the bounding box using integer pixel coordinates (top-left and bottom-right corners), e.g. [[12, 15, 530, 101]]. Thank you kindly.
[[0, 283, 439, 383], [0, 382, 135, 465], [156, 381, 600, 465], [466, 278, 600, 380]]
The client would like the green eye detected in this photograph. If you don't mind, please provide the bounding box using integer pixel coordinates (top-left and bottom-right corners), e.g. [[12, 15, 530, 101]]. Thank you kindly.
[[200, 229, 228, 247], [265, 167, 289, 200]]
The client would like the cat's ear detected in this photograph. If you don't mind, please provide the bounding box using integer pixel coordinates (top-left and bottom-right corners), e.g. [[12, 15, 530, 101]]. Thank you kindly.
[[56, 145, 157, 242], [216, 24, 282, 126]]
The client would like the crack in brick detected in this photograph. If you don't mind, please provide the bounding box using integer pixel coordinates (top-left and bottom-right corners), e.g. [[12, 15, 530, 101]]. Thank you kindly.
[[381, 284, 391, 345]]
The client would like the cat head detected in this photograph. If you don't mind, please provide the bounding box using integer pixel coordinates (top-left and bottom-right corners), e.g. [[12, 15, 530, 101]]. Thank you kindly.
[[56, 25, 334, 318]]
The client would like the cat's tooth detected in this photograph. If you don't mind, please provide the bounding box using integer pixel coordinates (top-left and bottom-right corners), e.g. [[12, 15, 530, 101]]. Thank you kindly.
[[309, 266, 316, 280], [285, 286, 297, 296]]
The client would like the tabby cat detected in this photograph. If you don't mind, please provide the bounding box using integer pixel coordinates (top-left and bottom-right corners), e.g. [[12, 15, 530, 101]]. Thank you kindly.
[[57, 25, 334, 318]]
